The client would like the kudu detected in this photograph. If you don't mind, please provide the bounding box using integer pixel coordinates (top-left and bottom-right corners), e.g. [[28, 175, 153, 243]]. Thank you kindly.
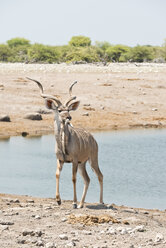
[[27, 77, 103, 208]]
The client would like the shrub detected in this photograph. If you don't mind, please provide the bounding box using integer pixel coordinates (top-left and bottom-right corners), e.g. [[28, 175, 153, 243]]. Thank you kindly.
[[7, 38, 30, 48], [106, 45, 130, 62], [95, 41, 111, 51], [127, 45, 154, 62], [0, 45, 12, 62], [65, 46, 103, 63], [69, 36, 91, 47], [28, 44, 59, 63]]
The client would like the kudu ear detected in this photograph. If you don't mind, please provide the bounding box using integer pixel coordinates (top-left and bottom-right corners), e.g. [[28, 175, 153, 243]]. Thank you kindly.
[[68, 101, 80, 111], [45, 99, 57, 110]]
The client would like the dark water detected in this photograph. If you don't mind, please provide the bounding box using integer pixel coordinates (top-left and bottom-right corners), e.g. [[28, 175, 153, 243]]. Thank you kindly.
[[0, 129, 166, 210]]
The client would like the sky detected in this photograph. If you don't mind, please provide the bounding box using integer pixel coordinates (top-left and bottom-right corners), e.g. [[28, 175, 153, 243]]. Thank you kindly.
[[0, 0, 166, 47]]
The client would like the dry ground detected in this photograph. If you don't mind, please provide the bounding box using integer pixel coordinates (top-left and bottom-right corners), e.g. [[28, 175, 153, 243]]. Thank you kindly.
[[0, 194, 166, 248], [0, 63, 166, 137]]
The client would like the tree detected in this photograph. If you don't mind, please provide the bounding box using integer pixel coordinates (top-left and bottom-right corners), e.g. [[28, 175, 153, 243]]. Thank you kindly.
[[7, 37, 30, 48], [28, 44, 59, 63], [0, 45, 12, 61], [127, 45, 154, 62], [161, 39, 166, 61], [65, 46, 102, 63], [69, 36, 91, 47], [106, 45, 130, 62], [95, 41, 111, 51]]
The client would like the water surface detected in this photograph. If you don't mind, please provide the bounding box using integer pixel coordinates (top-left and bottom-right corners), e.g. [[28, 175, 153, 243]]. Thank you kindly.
[[0, 129, 166, 210]]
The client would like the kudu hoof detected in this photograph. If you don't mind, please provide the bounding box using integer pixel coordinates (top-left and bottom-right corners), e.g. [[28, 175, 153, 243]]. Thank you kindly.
[[78, 204, 83, 209], [73, 203, 77, 209], [57, 200, 61, 205]]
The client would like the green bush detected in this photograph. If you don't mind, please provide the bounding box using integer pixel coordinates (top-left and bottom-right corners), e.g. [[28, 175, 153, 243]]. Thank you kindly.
[[0, 45, 12, 62], [127, 45, 154, 62], [0, 36, 165, 63], [28, 44, 59, 63], [69, 36, 91, 47], [7, 38, 30, 48], [106, 45, 130, 62], [95, 41, 111, 51], [65, 46, 103, 63]]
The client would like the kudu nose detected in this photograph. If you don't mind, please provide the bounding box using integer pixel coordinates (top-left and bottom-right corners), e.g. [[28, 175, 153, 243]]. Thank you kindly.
[[67, 116, 72, 121]]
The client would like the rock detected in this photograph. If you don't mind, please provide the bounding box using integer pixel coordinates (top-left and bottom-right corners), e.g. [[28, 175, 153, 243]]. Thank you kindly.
[[154, 233, 164, 242], [36, 240, 44, 246], [22, 229, 43, 237], [0, 221, 14, 225], [59, 234, 68, 240], [22, 132, 29, 137], [26, 199, 35, 203], [45, 242, 57, 248], [120, 228, 128, 235], [82, 230, 92, 235], [0, 115, 11, 122], [122, 208, 135, 213], [61, 218, 67, 222], [82, 112, 89, 116], [24, 113, 42, 120], [17, 239, 27, 244], [44, 206, 52, 210], [10, 199, 20, 203], [35, 215, 41, 220], [107, 227, 116, 235], [107, 204, 117, 210], [133, 225, 145, 232], [152, 108, 158, 111], [66, 241, 76, 247], [22, 230, 32, 236]]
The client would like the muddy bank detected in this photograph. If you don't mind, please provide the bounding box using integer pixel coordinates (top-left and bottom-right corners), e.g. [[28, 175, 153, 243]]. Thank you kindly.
[[0, 63, 166, 137]]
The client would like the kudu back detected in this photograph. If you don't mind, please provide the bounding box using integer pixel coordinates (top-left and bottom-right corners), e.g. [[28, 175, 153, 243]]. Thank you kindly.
[[27, 77, 103, 208]]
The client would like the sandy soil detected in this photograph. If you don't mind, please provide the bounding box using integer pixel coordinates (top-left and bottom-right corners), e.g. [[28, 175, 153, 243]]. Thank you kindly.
[[0, 63, 166, 137], [1, 63, 166, 247], [0, 194, 166, 248]]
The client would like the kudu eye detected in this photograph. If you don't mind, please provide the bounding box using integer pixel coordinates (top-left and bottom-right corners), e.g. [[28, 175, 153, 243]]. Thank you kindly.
[[58, 110, 62, 113]]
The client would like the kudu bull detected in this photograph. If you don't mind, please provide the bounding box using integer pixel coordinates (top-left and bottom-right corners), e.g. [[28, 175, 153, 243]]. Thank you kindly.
[[27, 77, 103, 208]]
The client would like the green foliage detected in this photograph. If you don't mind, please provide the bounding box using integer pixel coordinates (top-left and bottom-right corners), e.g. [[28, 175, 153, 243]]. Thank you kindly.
[[106, 45, 130, 62], [161, 39, 166, 60], [28, 44, 59, 63], [95, 41, 111, 51], [127, 45, 154, 62], [69, 36, 91, 47], [0, 36, 165, 63], [65, 46, 103, 63], [0, 45, 12, 61], [7, 37, 30, 48]]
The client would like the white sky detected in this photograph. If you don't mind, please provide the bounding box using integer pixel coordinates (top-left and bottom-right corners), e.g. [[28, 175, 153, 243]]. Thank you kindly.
[[0, 0, 166, 46]]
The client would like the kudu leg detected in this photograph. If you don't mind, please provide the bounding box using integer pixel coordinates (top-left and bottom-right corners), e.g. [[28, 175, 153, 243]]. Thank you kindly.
[[78, 163, 90, 208], [55, 160, 63, 205], [90, 161, 104, 204], [72, 162, 78, 208]]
